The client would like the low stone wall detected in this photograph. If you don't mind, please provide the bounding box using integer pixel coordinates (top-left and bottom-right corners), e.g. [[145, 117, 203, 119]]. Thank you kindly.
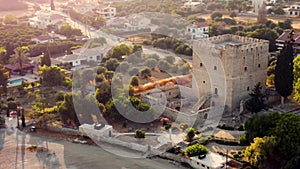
[[97, 136, 149, 153], [158, 152, 188, 163], [45, 125, 81, 136]]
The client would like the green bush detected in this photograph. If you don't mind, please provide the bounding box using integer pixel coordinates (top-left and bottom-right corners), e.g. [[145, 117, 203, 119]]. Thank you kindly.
[[186, 128, 196, 140], [217, 124, 235, 130], [179, 122, 188, 130], [239, 135, 248, 146], [135, 129, 145, 138], [185, 143, 208, 157]]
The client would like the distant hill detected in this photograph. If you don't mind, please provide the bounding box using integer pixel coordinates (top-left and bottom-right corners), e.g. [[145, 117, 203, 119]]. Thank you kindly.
[[0, 0, 27, 11]]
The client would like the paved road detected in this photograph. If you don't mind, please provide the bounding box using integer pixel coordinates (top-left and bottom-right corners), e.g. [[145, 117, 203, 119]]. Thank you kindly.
[[0, 117, 189, 169]]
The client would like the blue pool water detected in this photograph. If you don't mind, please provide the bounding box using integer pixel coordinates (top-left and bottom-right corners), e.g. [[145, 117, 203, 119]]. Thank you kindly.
[[9, 78, 26, 84]]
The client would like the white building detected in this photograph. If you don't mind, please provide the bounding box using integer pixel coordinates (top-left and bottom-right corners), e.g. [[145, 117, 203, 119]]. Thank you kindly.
[[252, 0, 265, 14], [29, 10, 67, 29], [31, 32, 67, 44], [96, 6, 116, 19], [124, 14, 151, 31], [188, 152, 230, 169], [52, 46, 111, 67], [183, 0, 203, 11], [186, 22, 209, 40], [288, 3, 300, 16]]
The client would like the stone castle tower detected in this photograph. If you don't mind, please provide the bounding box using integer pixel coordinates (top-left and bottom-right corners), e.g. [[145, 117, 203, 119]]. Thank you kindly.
[[51, 0, 55, 10], [192, 34, 269, 111]]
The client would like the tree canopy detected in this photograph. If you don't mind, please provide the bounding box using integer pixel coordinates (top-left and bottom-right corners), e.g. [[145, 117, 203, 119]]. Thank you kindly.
[[275, 33, 294, 99]]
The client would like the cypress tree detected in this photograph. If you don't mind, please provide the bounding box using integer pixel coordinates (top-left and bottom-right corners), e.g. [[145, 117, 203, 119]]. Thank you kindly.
[[40, 50, 51, 66], [275, 30, 294, 104]]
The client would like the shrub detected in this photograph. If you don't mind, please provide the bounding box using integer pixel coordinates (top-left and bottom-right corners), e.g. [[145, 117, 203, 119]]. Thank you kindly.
[[217, 124, 234, 130], [180, 122, 188, 130], [135, 129, 145, 138], [186, 128, 196, 141], [185, 143, 208, 157], [239, 135, 248, 146], [233, 153, 240, 159]]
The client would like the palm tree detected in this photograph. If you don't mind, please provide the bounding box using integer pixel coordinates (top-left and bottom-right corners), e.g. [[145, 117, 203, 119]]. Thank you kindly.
[[10, 47, 30, 75]]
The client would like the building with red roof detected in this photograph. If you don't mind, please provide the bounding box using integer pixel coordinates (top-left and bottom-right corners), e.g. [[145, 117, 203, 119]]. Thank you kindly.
[[276, 31, 300, 55]]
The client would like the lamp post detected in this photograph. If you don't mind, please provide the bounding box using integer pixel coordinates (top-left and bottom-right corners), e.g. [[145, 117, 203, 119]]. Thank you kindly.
[[17, 107, 20, 128], [21, 107, 25, 128]]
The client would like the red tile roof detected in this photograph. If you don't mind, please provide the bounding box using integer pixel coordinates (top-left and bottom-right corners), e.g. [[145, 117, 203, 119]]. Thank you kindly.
[[34, 35, 54, 41], [276, 32, 300, 44], [50, 14, 65, 20], [5, 64, 34, 71]]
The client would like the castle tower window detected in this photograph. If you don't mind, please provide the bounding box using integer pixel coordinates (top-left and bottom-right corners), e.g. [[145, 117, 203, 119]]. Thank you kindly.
[[244, 67, 247, 71], [258, 64, 261, 68], [203, 81, 205, 84], [214, 88, 218, 95], [247, 86, 250, 91], [214, 66, 217, 70], [200, 63, 203, 67]]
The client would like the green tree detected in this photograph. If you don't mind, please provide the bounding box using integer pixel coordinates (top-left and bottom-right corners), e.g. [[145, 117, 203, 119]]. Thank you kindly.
[[278, 19, 292, 30], [157, 59, 170, 72], [57, 23, 82, 38], [40, 65, 66, 86], [135, 129, 145, 138], [140, 68, 151, 78], [3, 13, 17, 24], [10, 46, 30, 75], [130, 76, 140, 87], [245, 83, 265, 114], [185, 143, 208, 157], [40, 49, 51, 66], [244, 112, 281, 144], [186, 127, 196, 141], [0, 47, 7, 64], [95, 81, 111, 104], [111, 44, 132, 60], [0, 65, 9, 94], [293, 56, 300, 102], [118, 61, 130, 73], [245, 136, 277, 169], [105, 58, 120, 71], [271, 113, 300, 158], [165, 55, 175, 64], [275, 32, 294, 105], [229, 11, 237, 18], [144, 58, 157, 69], [129, 67, 139, 76], [97, 66, 107, 74], [58, 92, 79, 126], [211, 12, 223, 20]]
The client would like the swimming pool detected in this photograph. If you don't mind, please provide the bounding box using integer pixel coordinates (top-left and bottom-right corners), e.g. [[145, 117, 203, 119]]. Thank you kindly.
[[9, 78, 27, 84]]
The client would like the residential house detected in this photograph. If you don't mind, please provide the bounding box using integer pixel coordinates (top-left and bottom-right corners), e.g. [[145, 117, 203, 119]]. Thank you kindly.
[[183, 0, 202, 11], [52, 45, 111, 67], [186, 22, 209, 40], [288, 3, 300, 16], [31, 35, 56, 44], [276, 31, 300, 55], [29, 10, 67, 29], [31, 32, 67, 44], [124, 14, 151, 31], [188, 152, 230, 169], [96, 5, 116, 19]]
